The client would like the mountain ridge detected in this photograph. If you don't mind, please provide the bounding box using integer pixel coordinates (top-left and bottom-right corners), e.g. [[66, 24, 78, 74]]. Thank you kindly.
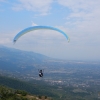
[[0, 45, 53, 72]]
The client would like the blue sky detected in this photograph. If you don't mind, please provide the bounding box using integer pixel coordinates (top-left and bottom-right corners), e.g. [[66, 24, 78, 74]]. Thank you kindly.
[[0, 0, 100, 61]]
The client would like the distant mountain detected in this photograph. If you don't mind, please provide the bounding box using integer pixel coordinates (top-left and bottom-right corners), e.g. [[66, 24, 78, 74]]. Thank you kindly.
[[1, 45, 99, 81], [0, 45, 50, 62], [0, 45, 52, 72], [0, 45, 70, 79]]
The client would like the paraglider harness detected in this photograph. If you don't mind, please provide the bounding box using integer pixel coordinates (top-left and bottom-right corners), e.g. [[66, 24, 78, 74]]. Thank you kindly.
[[38, 69, 44, 77]]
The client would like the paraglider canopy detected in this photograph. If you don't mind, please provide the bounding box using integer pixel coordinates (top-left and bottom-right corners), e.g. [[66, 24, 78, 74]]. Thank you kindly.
[[13, 26, 70, 43]]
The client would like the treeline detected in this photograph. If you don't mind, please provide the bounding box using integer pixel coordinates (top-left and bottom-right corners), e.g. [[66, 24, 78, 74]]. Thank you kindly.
[[0, 85, 30, 100], [0, 85, 52, 100]]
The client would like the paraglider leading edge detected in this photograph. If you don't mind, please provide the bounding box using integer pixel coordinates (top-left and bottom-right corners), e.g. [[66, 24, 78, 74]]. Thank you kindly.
[[13, 26, 70, 43]]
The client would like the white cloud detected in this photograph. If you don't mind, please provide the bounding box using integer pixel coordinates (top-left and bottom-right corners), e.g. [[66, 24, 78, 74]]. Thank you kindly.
[[57, 0, 100, 25], [0, 30, 19, 47], [57, 0, 100, 46], [32, 22, 38, 26], [12, 0, 53, 15], [57, 0, 100, 12], [0, 34, 12, 45]]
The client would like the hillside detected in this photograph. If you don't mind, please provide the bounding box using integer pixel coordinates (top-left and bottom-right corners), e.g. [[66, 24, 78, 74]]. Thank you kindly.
[[0, 85, 51, 100], [0, 75, 60, 99]]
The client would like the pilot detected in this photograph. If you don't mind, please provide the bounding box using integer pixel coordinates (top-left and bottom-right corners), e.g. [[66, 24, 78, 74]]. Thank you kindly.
[[39, 70, 43, 77]]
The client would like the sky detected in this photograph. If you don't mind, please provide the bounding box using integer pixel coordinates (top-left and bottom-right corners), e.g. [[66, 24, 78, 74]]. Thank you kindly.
[[0, 0, 100, 61]]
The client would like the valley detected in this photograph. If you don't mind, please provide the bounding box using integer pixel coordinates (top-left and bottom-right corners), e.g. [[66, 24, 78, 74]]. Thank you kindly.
[[0, 45, 100, 100]]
